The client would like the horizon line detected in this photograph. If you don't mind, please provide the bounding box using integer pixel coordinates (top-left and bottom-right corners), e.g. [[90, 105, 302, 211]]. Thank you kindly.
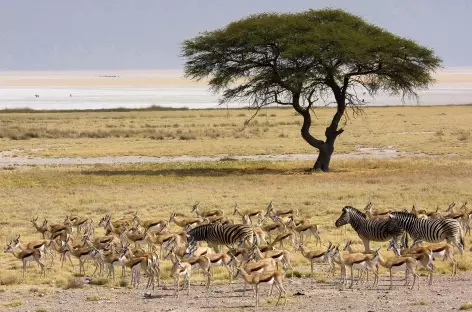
[[2, 66, 472, 73]]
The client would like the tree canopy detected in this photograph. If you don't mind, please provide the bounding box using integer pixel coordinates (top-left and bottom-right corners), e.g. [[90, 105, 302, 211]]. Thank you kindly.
[[182, 8, 442, 172]]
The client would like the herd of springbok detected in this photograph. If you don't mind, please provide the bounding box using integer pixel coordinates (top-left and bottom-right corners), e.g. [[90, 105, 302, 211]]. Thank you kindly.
[[3, 200, 468, 308]]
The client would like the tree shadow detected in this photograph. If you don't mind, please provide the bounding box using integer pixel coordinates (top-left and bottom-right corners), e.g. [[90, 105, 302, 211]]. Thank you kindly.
[[81, 167, 310, 178]]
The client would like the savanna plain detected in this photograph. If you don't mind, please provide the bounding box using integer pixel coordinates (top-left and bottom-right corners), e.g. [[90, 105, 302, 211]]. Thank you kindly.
[[1, 106, 472, 312]]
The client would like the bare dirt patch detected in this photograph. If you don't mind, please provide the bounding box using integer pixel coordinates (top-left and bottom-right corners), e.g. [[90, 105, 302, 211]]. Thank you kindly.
[[1, 272, 471, 311], [0, 147, 459, 168]]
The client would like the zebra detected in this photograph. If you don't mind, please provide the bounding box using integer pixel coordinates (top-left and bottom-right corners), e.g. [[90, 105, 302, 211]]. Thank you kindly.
[[334, 206, 405, 252], [186, 223, 255, 251], [387, 211, 464, 255]]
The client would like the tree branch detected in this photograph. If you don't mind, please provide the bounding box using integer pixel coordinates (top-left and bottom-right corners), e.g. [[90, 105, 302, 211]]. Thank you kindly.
[[273, 91, 293, 106], [243, 106, 262, 127], [292, 98, 325, 150]]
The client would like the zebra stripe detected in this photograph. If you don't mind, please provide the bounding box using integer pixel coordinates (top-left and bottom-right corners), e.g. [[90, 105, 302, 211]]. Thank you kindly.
[[187, 223, 255, 247], [334, 206, 405, 251], [388, 211, 464, 254]]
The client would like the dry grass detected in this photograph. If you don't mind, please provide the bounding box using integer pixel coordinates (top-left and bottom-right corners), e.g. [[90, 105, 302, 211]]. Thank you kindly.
[[412, 300, 430, 306], [461, 303, 472, 310], [86, 295, 102, 301], [0, 157, 472, 286], [64, 278, 84, 290], [3, 299, 24, 307], [0, 273, 20, 286], [0, 106, 471, 158]]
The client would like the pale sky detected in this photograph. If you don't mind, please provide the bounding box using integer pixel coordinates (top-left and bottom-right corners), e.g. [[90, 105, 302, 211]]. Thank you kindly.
[[0, 0, 470, 71]]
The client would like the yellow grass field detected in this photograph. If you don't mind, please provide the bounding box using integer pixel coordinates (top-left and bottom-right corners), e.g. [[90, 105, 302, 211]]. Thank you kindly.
[[0, 106, 471, 294], [0, 106, 471, 158]]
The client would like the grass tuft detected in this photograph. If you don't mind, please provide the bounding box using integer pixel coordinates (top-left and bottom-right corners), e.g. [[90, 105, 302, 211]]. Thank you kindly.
[[457, 130, 470, 141], [291, 271, 303, 278], [86, 295, 101, 301], [3, 300, 24, 307], [460, 303, 472, 310], [90, 278, 108, 286], [0, 274, 20, 286], [412, 300, 429, 306], [64, 278, 84, 290]]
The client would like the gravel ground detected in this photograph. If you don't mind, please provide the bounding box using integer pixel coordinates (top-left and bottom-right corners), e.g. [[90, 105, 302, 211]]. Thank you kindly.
[[0, 148, 459, 168], [1, 272, 471, 312]]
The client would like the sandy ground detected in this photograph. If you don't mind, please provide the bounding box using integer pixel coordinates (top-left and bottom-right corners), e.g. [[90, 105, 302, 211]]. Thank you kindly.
[[1, 271, 471, 312], [0, 148, 459, 168]]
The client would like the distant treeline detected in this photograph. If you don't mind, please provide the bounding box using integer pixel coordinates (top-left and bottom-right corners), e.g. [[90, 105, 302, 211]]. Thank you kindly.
[[0, 105, 293, 114], [0, 105, 192, 113]]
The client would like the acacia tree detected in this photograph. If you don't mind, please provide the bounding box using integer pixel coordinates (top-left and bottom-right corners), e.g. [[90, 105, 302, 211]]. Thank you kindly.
[[182, 9, 441, 172]]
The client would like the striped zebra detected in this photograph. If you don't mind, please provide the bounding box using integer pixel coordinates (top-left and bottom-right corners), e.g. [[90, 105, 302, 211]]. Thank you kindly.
[[388, 211, 465, 254], [187, 223, 255, 249], [334, 206, 405, 252]]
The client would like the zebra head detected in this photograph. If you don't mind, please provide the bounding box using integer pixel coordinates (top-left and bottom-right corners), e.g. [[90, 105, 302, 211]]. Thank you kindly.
[[335, 206, 354, 227]]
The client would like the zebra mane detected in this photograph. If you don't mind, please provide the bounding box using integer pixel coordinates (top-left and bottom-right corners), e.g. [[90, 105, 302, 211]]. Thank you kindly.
[[344, 206, 367, 218], [387, 211, 417, 218]]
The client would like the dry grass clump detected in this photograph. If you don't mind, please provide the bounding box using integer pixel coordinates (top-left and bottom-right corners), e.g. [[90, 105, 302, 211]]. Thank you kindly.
[[456, 129, 471, 141], [64, 278, 84, 290], [461, 303, 472, 310], [29, 287, 48, 294], [90, 278, 109, 286], [86, 295, 102, 301], [0, 273, 20, 286], [118, 279, 129, 287], [412, 300, 429, 306], [3, 300, 24, 307]]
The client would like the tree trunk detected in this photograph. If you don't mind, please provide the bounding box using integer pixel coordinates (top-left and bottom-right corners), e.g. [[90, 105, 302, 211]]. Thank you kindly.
[[291, 90, 344, 172], [313, 143, 334, 172]]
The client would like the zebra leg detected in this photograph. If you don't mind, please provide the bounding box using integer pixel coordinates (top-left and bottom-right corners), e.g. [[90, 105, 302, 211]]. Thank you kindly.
[[361, 238, 370, 253], [450, 240, 464, 256]]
